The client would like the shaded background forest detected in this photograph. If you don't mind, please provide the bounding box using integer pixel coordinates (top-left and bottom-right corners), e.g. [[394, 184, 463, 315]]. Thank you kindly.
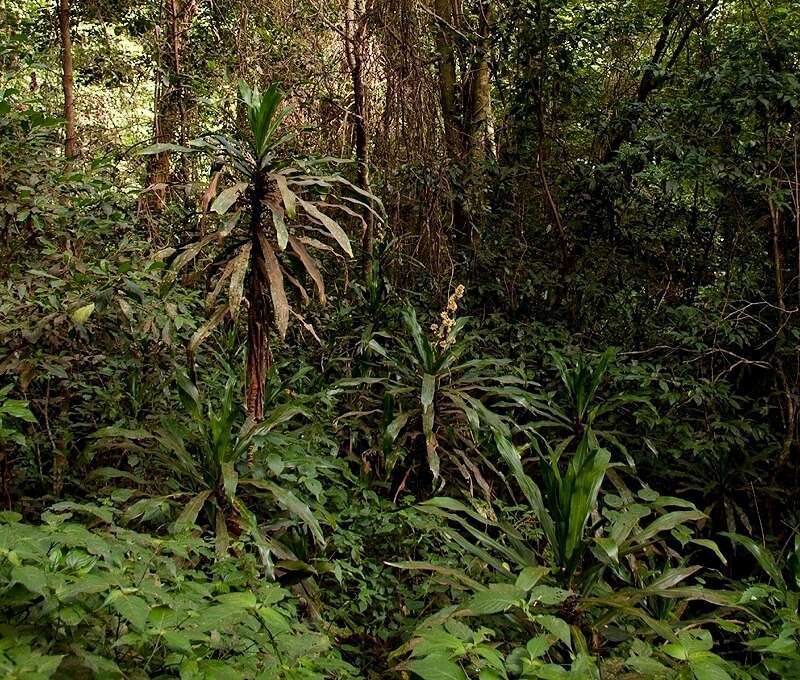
[[1, 0, 800, 678]]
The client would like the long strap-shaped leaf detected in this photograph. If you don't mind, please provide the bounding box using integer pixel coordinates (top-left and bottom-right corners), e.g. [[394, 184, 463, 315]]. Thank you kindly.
[[256, 233, 289, 338], [494, 431, 558, 552]]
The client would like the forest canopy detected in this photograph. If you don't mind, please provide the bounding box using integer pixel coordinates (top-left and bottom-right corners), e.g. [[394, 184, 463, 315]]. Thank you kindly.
[[1, 0, 799, 678]]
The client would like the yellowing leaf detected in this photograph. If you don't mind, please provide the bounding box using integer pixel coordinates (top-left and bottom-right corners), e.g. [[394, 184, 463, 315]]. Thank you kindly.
[[270, 205, 289, 250], [211, 181, 249, 214], [71, 303, 95, 324], [274, 175, 297, 218]]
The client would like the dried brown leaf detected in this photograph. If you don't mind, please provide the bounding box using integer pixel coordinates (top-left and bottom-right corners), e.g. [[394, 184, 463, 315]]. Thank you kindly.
[[289, 236, 326, 304], [257, 233, 289, 339]]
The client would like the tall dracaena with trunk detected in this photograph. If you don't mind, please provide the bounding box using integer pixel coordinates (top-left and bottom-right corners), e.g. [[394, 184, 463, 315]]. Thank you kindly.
[[155, 82, 379, 420]]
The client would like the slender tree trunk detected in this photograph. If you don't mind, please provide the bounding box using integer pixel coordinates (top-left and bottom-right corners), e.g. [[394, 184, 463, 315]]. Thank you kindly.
[[602, 0, 719, 163], [467, 0, 493, 163], [58, 0, 77, 158], [769, 198, 785, 313], [146, 0, 196, 209], [344, 0, 374, 281], [432, 0, 460, 158], [431, 0, 472, 242], [245, 175, 270, 421]]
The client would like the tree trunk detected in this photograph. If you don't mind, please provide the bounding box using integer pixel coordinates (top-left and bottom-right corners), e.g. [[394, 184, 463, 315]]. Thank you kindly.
[[466, 0, 493, 163], [344, 0, 374, 281], [432, 0, 460, 158], [58, 0, 77, 158], [146, 0, 197, 209], [245, 175, 270, 421]]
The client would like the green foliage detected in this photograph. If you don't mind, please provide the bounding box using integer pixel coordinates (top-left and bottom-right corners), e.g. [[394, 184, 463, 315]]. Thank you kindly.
[[340, 304, 529, 496], [0, 385, 36, 446], [147, 81, 381, 357], [90, 376, 327, 575], [3, 1, 800, 677], [0, 508, 355, 679]]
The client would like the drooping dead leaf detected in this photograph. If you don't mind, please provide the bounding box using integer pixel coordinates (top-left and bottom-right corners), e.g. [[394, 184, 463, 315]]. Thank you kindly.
[[298, 235, 343, 257], [289, 236, 326, 304], [282, 266, 310, 305], [297, 198, 353, 257], [318, 201, 367, 230], [188, 304, 228, 358], [257, 233, 289, 339], [205, 256, 238, 310], [200, 170, 222, 214], [290, 308, 322, 345], [228, 243, 252, 318], [171, 234, 216, 273]]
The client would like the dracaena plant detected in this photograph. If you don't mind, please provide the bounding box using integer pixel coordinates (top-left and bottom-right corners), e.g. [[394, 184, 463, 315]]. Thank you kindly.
[[524, 349, 655, 467], [91, 375, 324, 576], [393, 439, 732, 679], [341, 295, 531, 499], [152, 81, 379, 420]]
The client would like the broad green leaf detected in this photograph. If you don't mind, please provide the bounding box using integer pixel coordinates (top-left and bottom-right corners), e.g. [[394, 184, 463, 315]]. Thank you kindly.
[[533, 614, 571, 648], [722, 533, 784, 588], [106, 590, 149, 632], [690, 661, 733, 680], [529, 585, 571, 606], [216, 591, 257, 608], [173, 490, 211, 531], [407, 654, 468, 680], [221, 462, 238, 502], [386, 561, 483, 590], [635, 510, 706, 545], [11, 564, 47, 595], [1, 400, 36, 422], [626, 655, 670, 675], [466, 583, 526, 614], [690, 538, 728, 566], [526, 635, 553, 659], [595, 536, 619, 563], [421, 374, 436, 408], [516, 566, 549, 592], [649, 566, 701, 590], [242, 479, 324, 546]]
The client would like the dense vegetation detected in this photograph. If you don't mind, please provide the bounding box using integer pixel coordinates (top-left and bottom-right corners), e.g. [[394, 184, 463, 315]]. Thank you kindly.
[[1, 0, 799, 677]]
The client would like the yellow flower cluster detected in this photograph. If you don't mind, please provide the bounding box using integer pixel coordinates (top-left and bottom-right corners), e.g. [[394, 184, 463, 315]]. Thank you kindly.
[[430, 284, 465, 350]]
